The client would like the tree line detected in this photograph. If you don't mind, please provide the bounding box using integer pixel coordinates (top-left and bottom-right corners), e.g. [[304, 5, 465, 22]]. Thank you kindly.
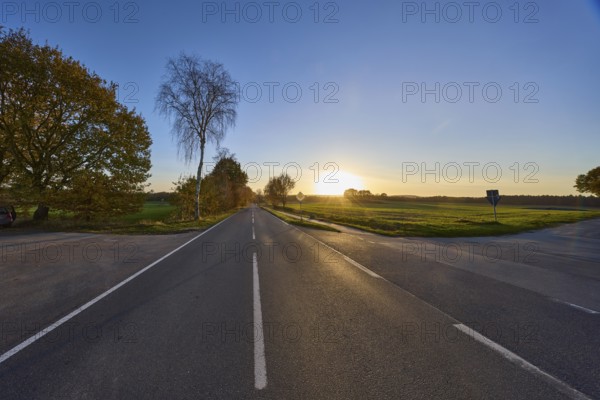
[[1, 28, 249, 222], [344, 189, 388, 198], [385, 195, 600, 207]]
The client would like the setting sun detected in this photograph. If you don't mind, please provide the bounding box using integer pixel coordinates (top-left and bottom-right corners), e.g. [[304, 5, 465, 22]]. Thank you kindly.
[[313, 171, 365, 195]]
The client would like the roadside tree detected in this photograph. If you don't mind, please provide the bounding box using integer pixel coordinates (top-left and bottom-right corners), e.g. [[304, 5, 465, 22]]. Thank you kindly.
[[156, 53, 238, 220], [0, 28, 151, 219], [575, 167, 600, 197], [264, 174, 295, 207]]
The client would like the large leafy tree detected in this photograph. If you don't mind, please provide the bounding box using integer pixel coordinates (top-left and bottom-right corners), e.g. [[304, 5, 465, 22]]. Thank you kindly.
[[171, 154, 251, 219], [207, 155, 249, 210], [0, 28, 152, 219], [264, 174, 295, 207], [156, 53, 238, 220], [575, 166, 600, 197]]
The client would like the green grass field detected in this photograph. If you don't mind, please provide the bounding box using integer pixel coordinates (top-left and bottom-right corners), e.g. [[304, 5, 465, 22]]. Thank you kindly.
[[13, 202, 235, 234], [282, 197, 600, 237]]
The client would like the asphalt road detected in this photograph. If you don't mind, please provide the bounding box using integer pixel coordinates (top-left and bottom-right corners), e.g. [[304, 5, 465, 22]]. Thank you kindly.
[[0, 206, 598, 399]]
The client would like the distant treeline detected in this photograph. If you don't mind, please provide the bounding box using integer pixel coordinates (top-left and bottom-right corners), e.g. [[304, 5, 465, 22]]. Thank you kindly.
[[343, 188, 600, 207], [388, 195, 600, 207], [152, 191, 600, 208], [146, 192, 175, 202]]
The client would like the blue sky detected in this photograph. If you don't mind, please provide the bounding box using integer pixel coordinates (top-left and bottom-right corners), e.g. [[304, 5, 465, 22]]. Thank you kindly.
[[3, 0, 600, 196]]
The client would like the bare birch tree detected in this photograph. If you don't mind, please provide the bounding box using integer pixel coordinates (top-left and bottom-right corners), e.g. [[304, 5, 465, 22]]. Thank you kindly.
[[156, 53, 238, 219]]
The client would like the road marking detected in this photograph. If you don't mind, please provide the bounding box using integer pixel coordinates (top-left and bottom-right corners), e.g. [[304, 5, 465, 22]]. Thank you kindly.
[[453, 324, 593, 400], [252, 226, 256, 240], [342, 255, 383, 279], [0, 215, 235, 366], [266, 211, 381, 279], [552, 299, 599, 315], [253, 252, 267, 390]]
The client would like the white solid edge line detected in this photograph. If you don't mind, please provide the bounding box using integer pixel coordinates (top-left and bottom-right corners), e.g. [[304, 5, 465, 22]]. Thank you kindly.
[[453, 324, 594, 400], [552, 299, 600, 315], [253, 252, 267, 390], [264, 209, 382, 279], [342, 255, 382, 279], [0, 214, 235, 366]]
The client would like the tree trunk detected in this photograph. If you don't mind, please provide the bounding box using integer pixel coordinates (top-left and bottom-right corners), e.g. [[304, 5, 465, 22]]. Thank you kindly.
[[33, 203, 49, 221], [195, 142, 205, 220]]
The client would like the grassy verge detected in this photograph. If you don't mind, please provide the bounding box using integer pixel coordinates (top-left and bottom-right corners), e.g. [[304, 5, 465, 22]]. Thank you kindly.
[[261, 206, 340, 232], [12, 202, 237, 234], [281, 197, 600, 237]]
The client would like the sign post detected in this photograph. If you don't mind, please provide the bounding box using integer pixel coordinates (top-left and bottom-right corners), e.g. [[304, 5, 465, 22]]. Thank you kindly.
[[486, 190, 501, 222], [296, 192, 305, 221]]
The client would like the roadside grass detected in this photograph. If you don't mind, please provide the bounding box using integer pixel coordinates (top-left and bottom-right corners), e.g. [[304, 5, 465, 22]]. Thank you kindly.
[[280, 197, 600, 237], [261, 206, 340, 232], [12, 202, 237, 234]]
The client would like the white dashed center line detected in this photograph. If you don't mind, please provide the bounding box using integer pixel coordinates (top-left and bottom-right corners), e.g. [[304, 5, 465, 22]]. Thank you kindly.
[[253, 252, 267, 390]]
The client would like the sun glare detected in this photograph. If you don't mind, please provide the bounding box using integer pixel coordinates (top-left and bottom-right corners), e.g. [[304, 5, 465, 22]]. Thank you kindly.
[[314, 171, 365, 195]]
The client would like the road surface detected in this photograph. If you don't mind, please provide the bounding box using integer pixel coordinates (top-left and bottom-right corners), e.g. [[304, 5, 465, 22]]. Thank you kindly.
[[0, 206, 598, 399]]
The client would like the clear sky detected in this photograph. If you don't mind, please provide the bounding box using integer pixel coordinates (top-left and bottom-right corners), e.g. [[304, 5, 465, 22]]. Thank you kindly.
[[3, 0, 600, 196]]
